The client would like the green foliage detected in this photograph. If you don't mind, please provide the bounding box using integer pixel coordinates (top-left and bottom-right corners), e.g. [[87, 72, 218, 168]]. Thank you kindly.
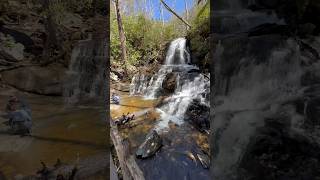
[[187, 2, 210, 69], [46, 0, 67, 24], [111, 11, 180, 66], [1, 34, 16, 48], [41, 0, 105, 23], [66, 0, 93, 12], [111, 1, 210, 71]]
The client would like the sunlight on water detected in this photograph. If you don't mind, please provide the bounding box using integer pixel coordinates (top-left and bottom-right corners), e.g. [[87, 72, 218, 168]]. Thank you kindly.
[[129, 38, 210, 132]]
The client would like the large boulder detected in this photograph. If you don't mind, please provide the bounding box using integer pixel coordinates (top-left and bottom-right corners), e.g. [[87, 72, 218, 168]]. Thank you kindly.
[[162, 72, 177, 95], [136, 130, 162, 159], [1, 66, 65, 95], [185, 99, 210, 132], [0, 33, 25, 61], [60, 12, 83, 29]]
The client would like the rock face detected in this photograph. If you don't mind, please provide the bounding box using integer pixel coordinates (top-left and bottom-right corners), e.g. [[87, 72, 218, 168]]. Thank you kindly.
[[1, 66, 64, 95], [0, 0, 107, 97], [211, 0, 320, 179], [0, 33, 25, 61]]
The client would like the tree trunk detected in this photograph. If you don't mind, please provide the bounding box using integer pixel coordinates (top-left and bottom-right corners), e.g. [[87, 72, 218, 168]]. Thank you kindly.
[[114, 0, 127, 74], [184, 0, 189, 31], [160, 2, 164, 27], [92, 0, 97, 16], [42, 0, 60, 64]]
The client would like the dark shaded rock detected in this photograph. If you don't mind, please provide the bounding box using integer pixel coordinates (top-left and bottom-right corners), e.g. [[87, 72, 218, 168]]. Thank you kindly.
[[162, 72, 177, 95], [298, 23, 317, 37], [248, 23, 290, 37], [1, 66, 65, 95], [187, 69, 201, 73], [301, 70, 320, 86], [305, 97, 320, 125], [212, 0, 320, 179], [240, 122, 320, 180], [185, 99, 210, 133], [0, 23, 34, 48], [255, 0, 279, 9], [136, 130, 162, 159]]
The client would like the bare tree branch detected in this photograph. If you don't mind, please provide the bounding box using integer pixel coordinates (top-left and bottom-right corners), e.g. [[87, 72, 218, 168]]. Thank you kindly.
[[159, 0, 192, 28]]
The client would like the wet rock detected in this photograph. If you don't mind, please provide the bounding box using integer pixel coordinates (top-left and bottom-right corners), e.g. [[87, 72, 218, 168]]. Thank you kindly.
[[1, 66, 64, 95], [185, 99, 210, 133], [240, 124, 320, 179], [115, 83, 130, 92], [162, 72, 177, 95], [136, 130, 162, 159], [301, 70, 320, 86], [187, 68, 200, 73], [197, 152, 210, 169], [305, 97, 320, 125], [298, 23, 317, 36], [7, 109, 32, 135]]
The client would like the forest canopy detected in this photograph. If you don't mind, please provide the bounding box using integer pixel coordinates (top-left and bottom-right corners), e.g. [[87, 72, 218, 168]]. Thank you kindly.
[[110, 0, 209, 71]]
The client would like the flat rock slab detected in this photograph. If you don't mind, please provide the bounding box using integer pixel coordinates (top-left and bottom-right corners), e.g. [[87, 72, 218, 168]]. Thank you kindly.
[[1, 66, 65, 95]]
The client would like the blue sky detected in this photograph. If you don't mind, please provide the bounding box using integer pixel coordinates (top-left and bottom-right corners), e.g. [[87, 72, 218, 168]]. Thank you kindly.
[[142, 0, 195, 21]]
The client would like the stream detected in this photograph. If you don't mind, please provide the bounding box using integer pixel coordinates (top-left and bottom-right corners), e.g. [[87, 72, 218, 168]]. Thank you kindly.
[[111, 37, 210, 180], [0, 88, 107, 179]]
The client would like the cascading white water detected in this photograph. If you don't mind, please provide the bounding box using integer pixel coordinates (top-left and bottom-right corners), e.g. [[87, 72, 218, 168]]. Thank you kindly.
[[155, 73, 210, 131], [165, 37, 191, 65], [130, 37, 210, 132], [130, 37, 194, 98], [64, 39, 105, 104]]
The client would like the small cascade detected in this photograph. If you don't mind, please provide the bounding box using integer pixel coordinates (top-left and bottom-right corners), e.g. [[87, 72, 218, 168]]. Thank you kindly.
[[63, 39, 106, 104], [130, 74, 149, 95], [130, 37, 210, 131], [156, 73, 210, 131]]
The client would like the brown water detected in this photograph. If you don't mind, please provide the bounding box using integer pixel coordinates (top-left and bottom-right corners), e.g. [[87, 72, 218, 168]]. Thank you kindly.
[[0, 88, 107, 178], [110, 91, 210, 180]]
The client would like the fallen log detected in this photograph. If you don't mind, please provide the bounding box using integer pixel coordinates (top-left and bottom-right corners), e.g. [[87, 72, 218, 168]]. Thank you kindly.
[[160, 0, 192, 28], [110, 119, 145, 180]]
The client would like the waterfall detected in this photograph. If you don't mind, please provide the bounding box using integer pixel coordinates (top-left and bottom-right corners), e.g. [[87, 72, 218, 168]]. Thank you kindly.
[[165, 37, 191, 65], [130, 37, 195, 98], [63, 39, 106, 104], [130, 37, 210, 132]]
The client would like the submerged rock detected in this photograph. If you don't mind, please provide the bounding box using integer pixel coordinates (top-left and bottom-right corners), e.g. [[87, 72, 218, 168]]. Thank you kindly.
[[136, 130, 162, 159]]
